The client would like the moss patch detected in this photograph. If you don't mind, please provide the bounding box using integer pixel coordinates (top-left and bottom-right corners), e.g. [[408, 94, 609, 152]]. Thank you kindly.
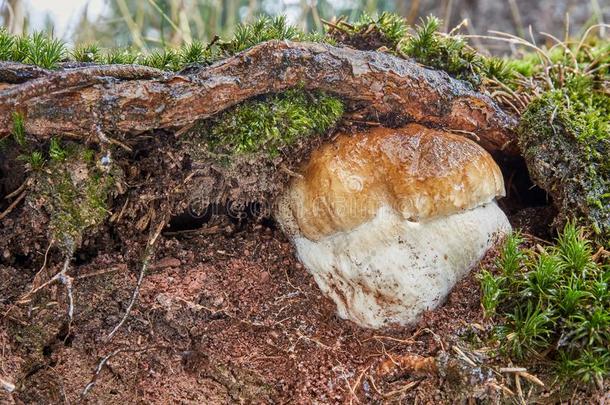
[[327, 12, 408, 51], [201, 89, 344, 157], [0, 29, 65, 69], [402, 16, 483, 86], [518, 75, 610, 244], [480, 225, 609, 386], [31, 143, 119, 250]]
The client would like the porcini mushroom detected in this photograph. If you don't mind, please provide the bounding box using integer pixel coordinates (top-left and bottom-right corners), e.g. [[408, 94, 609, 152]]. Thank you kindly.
[[276, 123, 511, 328]]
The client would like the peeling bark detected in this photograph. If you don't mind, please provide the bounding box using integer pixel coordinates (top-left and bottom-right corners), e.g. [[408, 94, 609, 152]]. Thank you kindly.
[[0, 41, 518, 154]]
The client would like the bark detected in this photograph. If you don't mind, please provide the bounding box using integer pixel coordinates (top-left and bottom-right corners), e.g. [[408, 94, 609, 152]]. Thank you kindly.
[[0, 40, 518, 154]]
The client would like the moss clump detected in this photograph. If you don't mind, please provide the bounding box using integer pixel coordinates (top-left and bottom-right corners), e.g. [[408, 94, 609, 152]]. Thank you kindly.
[[11, 112, 26, 147], [402, 16, 483, 86], [203, 89, 344, 156], [327, 13, 485, 86], [480, 225, 609, 386], [2, 16, 329, 72], [33, 143, 119, 250], [518, 74, 609, 244], [219, 15, 318, 56], [0, 29, 65, 69], [327, 12, 408, 51]]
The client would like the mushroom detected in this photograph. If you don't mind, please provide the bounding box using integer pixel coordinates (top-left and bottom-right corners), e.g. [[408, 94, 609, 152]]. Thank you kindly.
[[276, 123, 511, 328]]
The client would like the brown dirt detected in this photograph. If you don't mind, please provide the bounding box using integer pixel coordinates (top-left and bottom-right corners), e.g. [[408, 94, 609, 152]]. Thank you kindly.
[[0, 122, 599, 404], [2, 216, 605, 404]]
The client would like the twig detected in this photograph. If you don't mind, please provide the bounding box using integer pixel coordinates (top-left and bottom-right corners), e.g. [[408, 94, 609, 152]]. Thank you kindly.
[[452, 346, 477, 367], [4, 179, 30, 200], [499, 367, 527, 373], [366, 335, 416, 345], [488, 381, 515, 396], [348, 365, 370, 404], [382, 380, 420, 399], [75, 267, 121, 280], [0, 189, 26, 221], [105, 220, 165, 342], [517, 371, 545, 387], [515, 373, 525, 405]]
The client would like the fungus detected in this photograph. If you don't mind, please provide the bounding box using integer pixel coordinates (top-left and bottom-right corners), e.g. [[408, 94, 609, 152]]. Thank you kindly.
[[276, 124, 511, 328]]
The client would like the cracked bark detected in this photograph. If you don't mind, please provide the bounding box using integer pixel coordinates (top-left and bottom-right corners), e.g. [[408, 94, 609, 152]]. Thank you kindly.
[[0, 40, 518, 154]]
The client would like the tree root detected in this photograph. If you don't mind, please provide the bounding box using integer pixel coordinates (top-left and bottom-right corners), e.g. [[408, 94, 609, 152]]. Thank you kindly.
[[0, 41, 518, 155]]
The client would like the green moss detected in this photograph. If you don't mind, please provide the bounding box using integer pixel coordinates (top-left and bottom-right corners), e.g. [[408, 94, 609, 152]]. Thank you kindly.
[[17, 150, 46, 171], [11, 112, 26, 147], [32, 142, 118, 250], [139, 48, 181, 71], [72, 43, 102, 63], [518, 74, 609, 244], [480, 225, 610, 385], [402, 16, 483, 86], [102, 47, 139, 64], [327, 12, 408, 51], [203, 89, 343, 156], [221, 15, 305, 54], [0, 30, 65, 69], [176, 40, 211, 66], [0, 27, 14, 60]]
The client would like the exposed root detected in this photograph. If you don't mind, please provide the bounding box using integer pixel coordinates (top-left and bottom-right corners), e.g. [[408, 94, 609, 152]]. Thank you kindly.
[[80, 346, 158, 399], [0, 41, 517, 155], [105, 219, 166, 342], [0, 189, 26, 221]]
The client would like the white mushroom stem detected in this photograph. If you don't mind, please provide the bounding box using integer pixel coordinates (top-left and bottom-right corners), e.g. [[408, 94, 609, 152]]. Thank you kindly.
[[276, 124, 511, 328], [291, 202, 510, 328]]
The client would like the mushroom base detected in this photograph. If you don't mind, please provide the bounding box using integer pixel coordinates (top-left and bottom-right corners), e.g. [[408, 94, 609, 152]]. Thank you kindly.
[[291, 202, 511, 328]]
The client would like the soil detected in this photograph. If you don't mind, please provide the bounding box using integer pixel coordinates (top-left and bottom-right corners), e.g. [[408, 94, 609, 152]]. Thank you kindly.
[[1, 207, 605, 404], [0, 125, 603, 404]]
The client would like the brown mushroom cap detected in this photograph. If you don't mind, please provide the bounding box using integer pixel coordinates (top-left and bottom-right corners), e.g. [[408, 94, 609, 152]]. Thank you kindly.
[[278, 123, 505, 241]]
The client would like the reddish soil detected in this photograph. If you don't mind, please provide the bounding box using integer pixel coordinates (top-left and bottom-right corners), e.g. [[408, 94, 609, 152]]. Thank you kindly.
[[0, 219, 605, 404]]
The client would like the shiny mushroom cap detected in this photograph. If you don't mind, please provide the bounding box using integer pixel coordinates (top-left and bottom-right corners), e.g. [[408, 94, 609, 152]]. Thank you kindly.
[[277, 123, 505, 241]]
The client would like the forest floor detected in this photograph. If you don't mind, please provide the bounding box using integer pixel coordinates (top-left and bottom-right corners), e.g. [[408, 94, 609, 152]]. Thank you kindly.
[[1, 213, 606, 404]]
